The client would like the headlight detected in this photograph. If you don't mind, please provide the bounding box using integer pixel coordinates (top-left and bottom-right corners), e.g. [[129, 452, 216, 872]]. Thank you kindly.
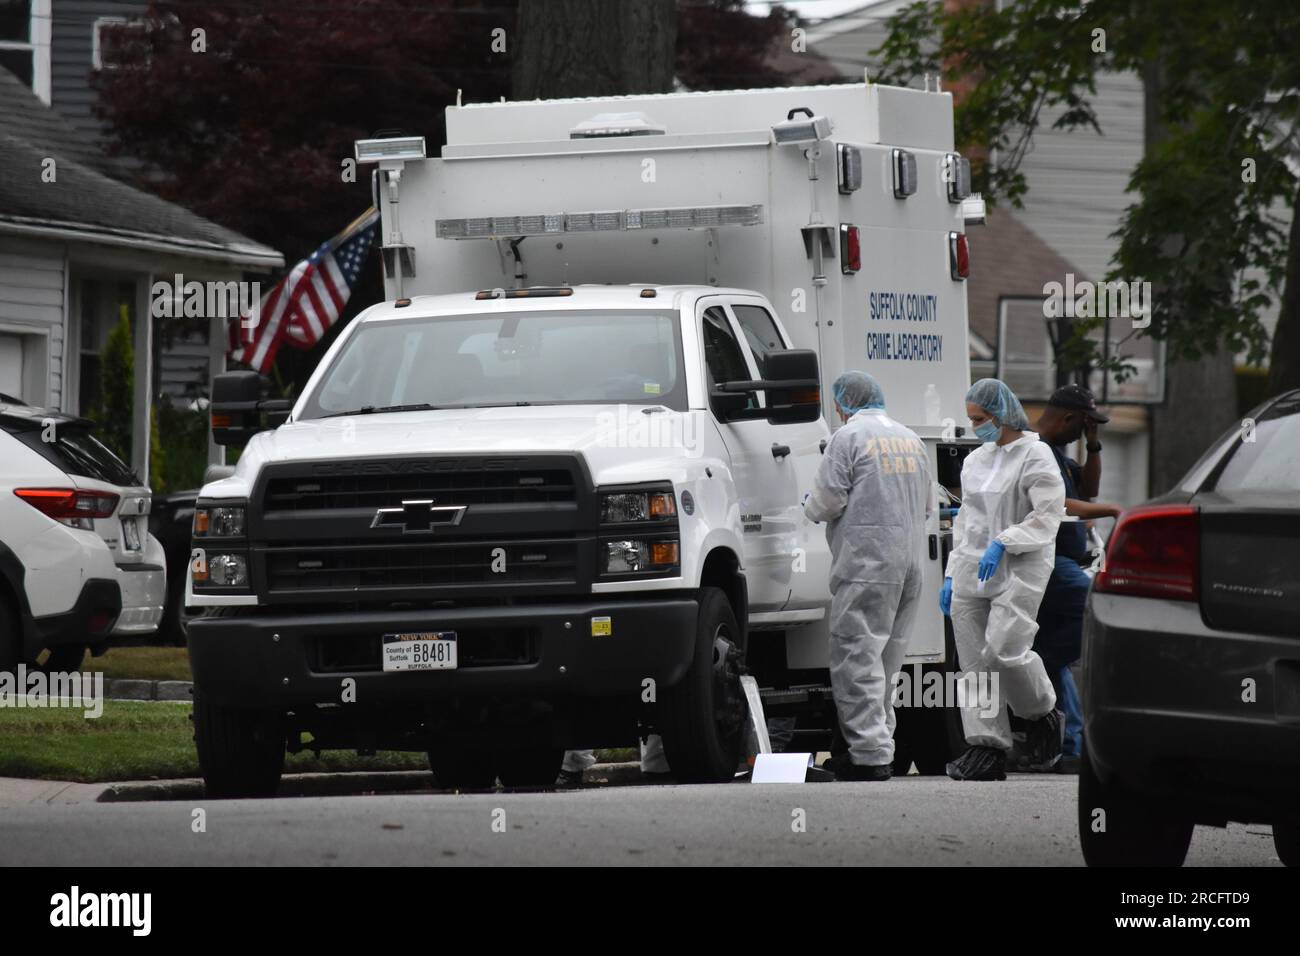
[[194, 505, 246, 537], [603, 538, 679, 575], [193, 552, 249, 589], [600, 490, 676, 523]]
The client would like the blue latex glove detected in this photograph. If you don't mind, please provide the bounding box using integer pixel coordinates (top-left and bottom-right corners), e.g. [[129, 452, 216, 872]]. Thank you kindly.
[[978, 540, 1006, 582], [939, 577, 953, 616]]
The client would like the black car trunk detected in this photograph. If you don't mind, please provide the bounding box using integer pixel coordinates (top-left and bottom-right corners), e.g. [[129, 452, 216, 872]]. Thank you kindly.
[[1196, 490, 1300, 637]]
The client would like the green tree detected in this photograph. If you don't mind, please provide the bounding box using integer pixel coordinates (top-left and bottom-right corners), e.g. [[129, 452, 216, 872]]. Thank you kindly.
[[876, 0, 1300, 490], [95, 310, 135, 466]]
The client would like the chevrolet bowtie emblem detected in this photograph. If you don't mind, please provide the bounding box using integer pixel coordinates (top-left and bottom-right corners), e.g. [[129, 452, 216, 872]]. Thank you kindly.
[[371, 499, 467, 534]]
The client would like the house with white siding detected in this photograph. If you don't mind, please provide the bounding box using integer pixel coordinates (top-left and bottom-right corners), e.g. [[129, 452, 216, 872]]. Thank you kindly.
[[0, 68, 281, 478], [807, 0, 1155, 506]]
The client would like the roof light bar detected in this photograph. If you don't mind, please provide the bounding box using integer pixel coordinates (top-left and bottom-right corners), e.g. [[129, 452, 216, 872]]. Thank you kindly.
[[475, 287, 574, 299], [437, 204, 764, 239], [355, 136, 427, 164]]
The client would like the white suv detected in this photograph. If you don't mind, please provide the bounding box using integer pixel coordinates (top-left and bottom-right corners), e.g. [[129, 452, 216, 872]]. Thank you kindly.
[[0, 401, 166, 672]]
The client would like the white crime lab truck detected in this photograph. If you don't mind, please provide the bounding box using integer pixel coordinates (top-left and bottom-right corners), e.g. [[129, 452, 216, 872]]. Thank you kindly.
[[186, 81, 984, 796]]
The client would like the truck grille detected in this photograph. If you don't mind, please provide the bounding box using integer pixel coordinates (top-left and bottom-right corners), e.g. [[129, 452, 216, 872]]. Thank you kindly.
[[251, 455, 592, 600], [265, 538, 578, 592], [265, 466, 576, 510]]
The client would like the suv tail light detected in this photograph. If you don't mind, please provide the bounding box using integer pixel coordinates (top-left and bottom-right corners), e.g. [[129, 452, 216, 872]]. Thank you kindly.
[[15, 488, 120, 522], [1094, 505, 1198, 601]]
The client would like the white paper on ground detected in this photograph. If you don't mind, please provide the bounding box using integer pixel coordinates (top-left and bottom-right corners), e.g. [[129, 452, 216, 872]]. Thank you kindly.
[[751, 752, 813, 783]]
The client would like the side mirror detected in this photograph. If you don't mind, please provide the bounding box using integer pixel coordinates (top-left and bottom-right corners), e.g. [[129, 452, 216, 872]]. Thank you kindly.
[[713, 349, 823, 426], [210, 371, 292, 447], [761, 349, 822, 424]]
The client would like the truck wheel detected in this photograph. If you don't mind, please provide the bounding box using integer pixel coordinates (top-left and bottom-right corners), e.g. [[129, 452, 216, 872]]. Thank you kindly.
[[193, 689, 285, 799], [495, 748, 564, 789], [427, 744, 498, 791], [1273, 818, 1300, 866], [1077, 747, 1192, 866], [658, 587, 746, 783]]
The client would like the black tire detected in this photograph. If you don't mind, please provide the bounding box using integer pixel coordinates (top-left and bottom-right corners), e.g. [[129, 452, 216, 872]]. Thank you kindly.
[[42, 645, 86, 673], [1078, 746, 1193, 866], [0, 588, 20, 675], [657, 587, 746, 783], [1273, 818, 1300, 867], [193, 688, 285, 799], [495, 748, 564, 788], [427, 744, 498, 790]]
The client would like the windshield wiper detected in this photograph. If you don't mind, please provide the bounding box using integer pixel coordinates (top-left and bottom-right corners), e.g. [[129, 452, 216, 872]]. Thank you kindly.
[[321, 401, 541, 419], [322, 403, 441, 418]]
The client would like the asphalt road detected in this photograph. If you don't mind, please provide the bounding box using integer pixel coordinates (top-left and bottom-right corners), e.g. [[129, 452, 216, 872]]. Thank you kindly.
[[0, 774, 1282, 865]]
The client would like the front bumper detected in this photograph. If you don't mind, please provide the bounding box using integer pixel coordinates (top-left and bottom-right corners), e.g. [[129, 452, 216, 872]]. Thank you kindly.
[[1083, 592, 1300, 822], [111, 560, 166, 636], [187, 595, 699, 710]]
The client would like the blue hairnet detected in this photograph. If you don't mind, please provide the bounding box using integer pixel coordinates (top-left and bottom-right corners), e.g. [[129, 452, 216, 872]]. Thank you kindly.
[[965, 378, 1030, 430], [832, 371, 886, 415]]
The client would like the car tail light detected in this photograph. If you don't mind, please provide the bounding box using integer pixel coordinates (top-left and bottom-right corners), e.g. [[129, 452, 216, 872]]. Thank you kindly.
[[1094, 505, 1199, 601], [949, 232, 969, 280], [15, 488, 119, 521], [840, 224, 861, 274]]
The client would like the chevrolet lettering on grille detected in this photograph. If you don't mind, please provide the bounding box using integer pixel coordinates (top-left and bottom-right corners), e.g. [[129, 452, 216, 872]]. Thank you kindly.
[[370, 499, 467, 534]]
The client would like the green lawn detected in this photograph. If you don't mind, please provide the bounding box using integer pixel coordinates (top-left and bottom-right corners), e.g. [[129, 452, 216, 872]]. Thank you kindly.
[[0, 699, 636, 783], [0, 700, 426, 783], [78, 646, 193, 682]]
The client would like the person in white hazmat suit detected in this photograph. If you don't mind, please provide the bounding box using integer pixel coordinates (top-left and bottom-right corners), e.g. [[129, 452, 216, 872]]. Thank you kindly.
[[804, 371, 932, 782], [941, 378, 1067, 781]]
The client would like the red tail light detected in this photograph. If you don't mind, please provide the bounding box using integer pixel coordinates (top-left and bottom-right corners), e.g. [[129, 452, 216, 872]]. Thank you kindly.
[[14, 488, 119, 520], [1094, 505, 1199, 601], [840, 224, 861, 274], [949, 232, 969, 280]]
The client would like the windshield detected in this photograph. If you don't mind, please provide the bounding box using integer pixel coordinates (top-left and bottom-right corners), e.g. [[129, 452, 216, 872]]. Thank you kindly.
[[298, 309, 687, 419]]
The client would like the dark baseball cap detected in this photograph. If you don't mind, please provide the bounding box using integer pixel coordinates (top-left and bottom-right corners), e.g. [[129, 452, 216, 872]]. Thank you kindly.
[[1047, 384, 1110, 423]]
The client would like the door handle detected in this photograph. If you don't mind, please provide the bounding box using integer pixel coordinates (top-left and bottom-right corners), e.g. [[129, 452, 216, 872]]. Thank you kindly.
[[819, 438, 827, 454], [771, 443, 791, 460]]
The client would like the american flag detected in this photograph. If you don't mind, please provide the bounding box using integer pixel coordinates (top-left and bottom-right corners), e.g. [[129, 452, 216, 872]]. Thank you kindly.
[[229, 207, 378, 373]]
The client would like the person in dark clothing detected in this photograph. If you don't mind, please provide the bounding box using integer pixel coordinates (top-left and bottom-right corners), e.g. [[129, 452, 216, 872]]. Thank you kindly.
[[1031, 385, 1122, 768]]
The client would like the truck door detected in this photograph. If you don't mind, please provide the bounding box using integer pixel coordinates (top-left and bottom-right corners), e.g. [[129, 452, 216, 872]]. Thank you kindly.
[[728, 302, 833, 613], [699, 297, 828, 614]]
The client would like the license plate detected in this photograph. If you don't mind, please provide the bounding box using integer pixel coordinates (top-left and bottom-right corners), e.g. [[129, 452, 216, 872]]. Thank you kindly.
[[121, 518, 141, 551], [381, 631, 457, 672]]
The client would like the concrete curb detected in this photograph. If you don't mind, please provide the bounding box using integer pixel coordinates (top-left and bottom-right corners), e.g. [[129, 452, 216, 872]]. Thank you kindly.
[[103, 679, 193, 701], [0, 763, 649, 806]]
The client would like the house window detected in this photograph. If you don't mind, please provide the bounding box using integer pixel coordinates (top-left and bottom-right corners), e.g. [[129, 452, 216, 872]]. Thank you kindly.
[[0, 0, 50, 103], [92, 16, 147, 71]]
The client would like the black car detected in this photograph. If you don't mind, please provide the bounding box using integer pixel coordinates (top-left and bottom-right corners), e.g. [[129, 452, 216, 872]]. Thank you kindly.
[[1080, 389, 1300, 866]]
